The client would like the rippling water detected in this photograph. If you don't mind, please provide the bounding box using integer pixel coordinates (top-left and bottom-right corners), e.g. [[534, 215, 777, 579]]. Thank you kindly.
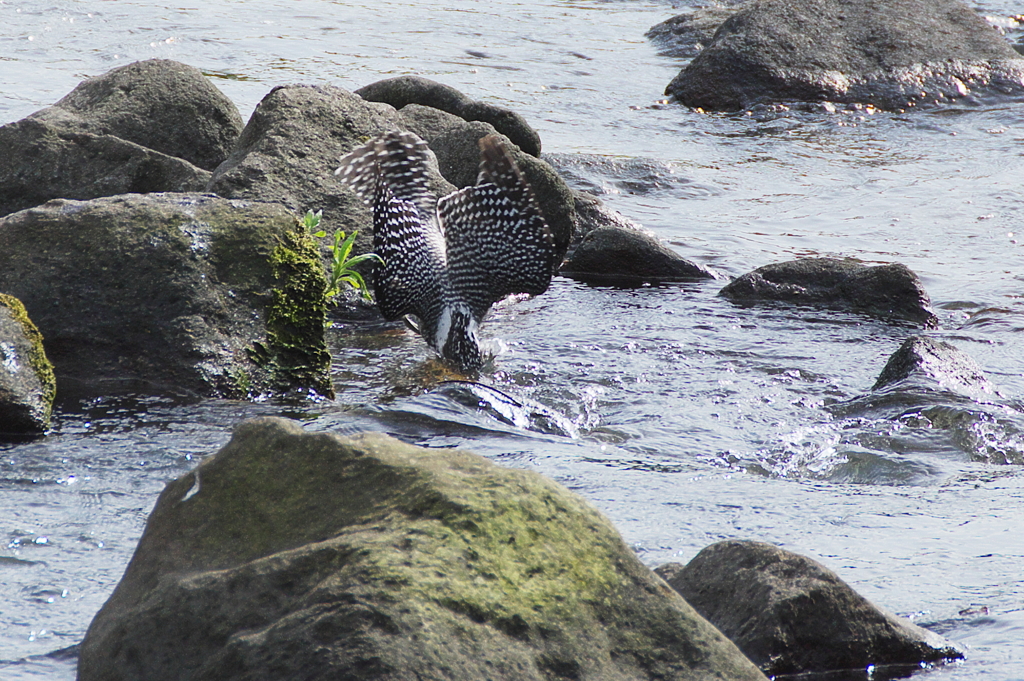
[[2, 1, 1024, 679]]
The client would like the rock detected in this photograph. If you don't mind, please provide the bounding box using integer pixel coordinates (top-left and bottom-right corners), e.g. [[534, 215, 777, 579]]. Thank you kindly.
[[0, 294, 56, 435], [646, 4, 747, 59], [0, 194, 331, 400], [0, 117, 210, 219], [719, 257, 938, 327], [207, 84, 454, 259], [421, 120, 575, 263], [357, 75, 542, 157], [561, 226, 717, 283], [664, 0, 1024, 110], [569, 190, 645, 244], [872, 335, 996, 396], [44, 59, 243, 171], [656, 540, 963, 676], [80, 417, 767, 681]]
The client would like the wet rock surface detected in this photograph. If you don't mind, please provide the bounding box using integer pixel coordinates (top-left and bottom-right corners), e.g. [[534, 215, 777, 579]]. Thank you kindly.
[[828, 336, 1024, 465], [79, 417, 767, 681], [0, 294, 56, 435], [656, 540, 963, 676], [561, 225, 717, 283], [0, 193, 330, 400], [719, 257, 939, 327], [0, 59, 242, 218], [357, 75, 543, 157], [663, 0, 1024, 110]]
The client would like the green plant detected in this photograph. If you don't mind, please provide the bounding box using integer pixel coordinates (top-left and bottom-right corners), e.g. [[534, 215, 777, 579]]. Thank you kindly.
[[303, 209, 382, 301]]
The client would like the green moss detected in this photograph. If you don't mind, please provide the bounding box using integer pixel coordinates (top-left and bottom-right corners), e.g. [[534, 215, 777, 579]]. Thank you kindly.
[[255, 223, 334, 398], [0, 293, 57, 422]]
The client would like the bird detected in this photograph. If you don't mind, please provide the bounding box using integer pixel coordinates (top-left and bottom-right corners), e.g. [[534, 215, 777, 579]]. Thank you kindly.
[[334, 131, 557, 373]]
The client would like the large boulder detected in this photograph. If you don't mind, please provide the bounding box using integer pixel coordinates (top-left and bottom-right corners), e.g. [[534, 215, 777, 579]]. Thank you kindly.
[[357, 75, 543, 157], [656, 540, 962, 676], [0, 294, 56, 435], [0, 60, 242, 218], [719, 257, 939, 327], [207, 84, 455, 259], [80, 417, 767, 681], [664, 0, 1024, 110], [561, 226, 717, 283], [0, 194, 331, 400]]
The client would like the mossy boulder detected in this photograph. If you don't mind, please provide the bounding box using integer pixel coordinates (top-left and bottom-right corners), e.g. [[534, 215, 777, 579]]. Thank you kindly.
[[657, 540, 962, 676], [0, 193, 330, 400], [719, 257, 938, 327], [79, 417, 767, 681], [0, 59, 242, 218], [0, 294, 56, 434]]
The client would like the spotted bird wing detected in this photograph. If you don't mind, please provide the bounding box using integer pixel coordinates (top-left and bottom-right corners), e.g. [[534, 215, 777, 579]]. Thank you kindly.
[[335, 132, 446, 321], [438, 135, 556, 321]]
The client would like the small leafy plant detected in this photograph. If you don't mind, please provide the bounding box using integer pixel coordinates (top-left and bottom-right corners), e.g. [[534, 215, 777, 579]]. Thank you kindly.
[[302, 209, 382, 301]]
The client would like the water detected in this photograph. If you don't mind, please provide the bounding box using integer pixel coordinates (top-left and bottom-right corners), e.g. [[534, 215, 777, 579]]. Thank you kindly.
[[2, 0, 1024, 678]]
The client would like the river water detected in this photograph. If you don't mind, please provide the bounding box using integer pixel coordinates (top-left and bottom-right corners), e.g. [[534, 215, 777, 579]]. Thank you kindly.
[[2, 1, 1023, 679]]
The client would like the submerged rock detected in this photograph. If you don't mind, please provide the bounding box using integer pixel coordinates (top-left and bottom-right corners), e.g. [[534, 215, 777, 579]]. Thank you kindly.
[[561, 225, 717, 284], [646, 4, 747, 59], [80, 417, 767, 681], [664, 0, 1024, 110], [828, 336, 1024, 465], [872, 335, 997, 396], [357, 75, 543, 157], [719, 257, 938, 327], [0, 59, 242, 218], [0, 194, 331, 400], [656, 540, 962, 676], [0, 294, 56, 435]]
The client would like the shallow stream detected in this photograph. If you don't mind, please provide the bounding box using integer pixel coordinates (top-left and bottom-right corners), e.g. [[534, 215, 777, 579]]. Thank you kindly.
[[2, 1, 1023, 678]]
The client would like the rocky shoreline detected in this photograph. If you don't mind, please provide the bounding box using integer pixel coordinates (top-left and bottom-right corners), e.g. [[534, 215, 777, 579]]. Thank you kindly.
[[3, 0, 1020, 674]]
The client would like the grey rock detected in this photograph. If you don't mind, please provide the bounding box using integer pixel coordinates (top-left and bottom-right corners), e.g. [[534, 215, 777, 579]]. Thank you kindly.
[[561, 226, 717, 283], [646, 4, 747, 59], [0, 118, 210, 218], [656, 540, 963, 676], [357, 75, 543, 157], [207, 84, 454, 259], [0, 294, 56, 435], [45, 59, 243, 170], [665, 0, 1024, 110], [872, 335, 996, 395], [425, 120, 575, 262], [570, 190, 645, 244], [79, 417, 767, 681], [719, 257, 938, 327], [0, 194, 330, 400]]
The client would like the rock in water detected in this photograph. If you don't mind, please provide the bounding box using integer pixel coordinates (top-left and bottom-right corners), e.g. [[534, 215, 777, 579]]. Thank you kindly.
[[657, 540, 963, 676], [719, 257, 938, 327], [663, 0, 1024, 110], [0, 59, 241, 218], [79, 417, 767, 681], [335, 132, 558, 372], [0, 194, 331, 400], [0, 294, 56, 435]]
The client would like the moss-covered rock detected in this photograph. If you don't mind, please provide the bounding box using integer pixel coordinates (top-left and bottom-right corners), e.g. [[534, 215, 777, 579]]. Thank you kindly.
[[0, 294, 56, 434], [79, 417, 767, 681], [0, 193, 330, 400]]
